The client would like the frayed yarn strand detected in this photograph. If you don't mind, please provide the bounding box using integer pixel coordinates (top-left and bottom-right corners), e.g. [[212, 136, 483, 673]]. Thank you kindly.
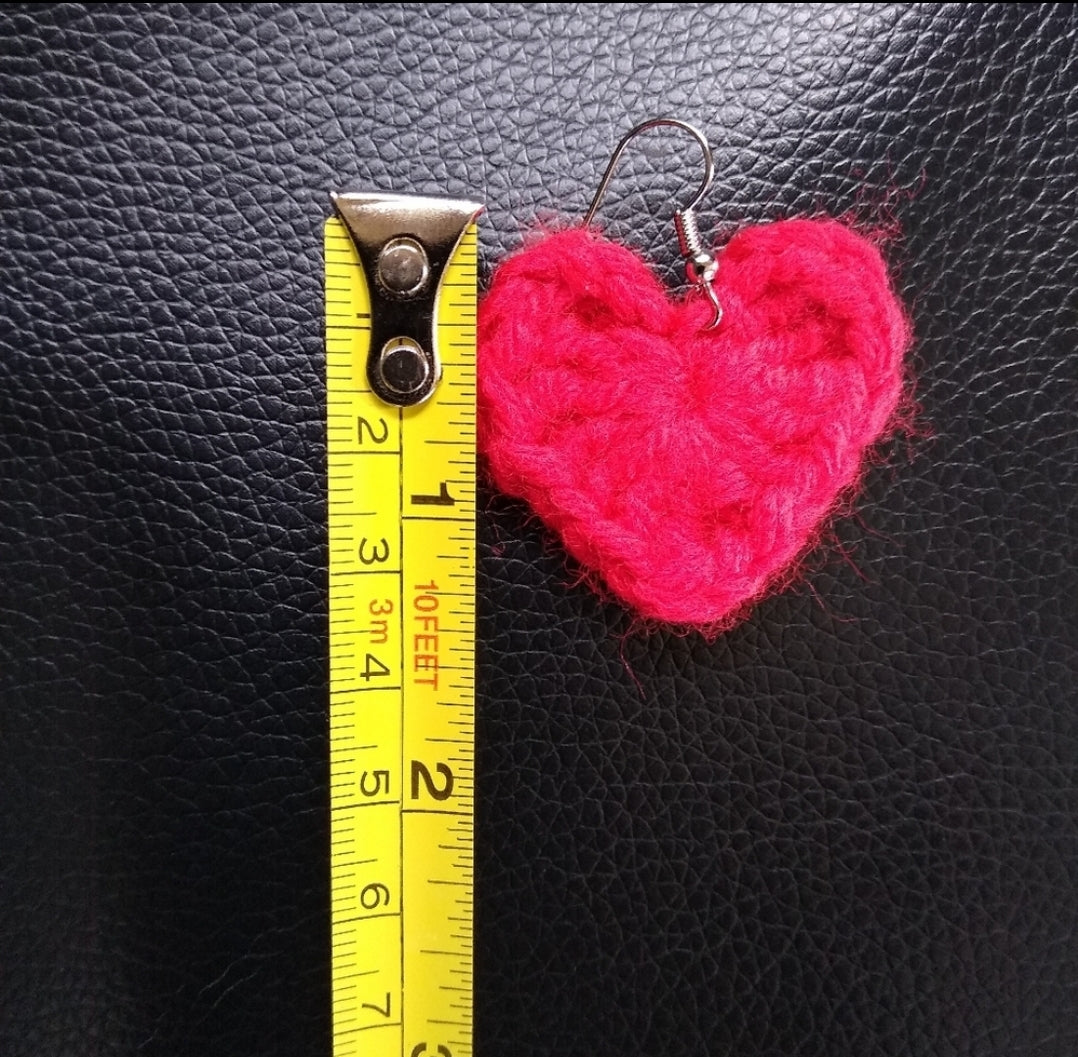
[[477, 219, 912, 629]]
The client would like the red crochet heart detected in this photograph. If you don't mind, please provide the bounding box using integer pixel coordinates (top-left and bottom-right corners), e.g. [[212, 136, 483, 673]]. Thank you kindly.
[[478, 220, 910, 628]]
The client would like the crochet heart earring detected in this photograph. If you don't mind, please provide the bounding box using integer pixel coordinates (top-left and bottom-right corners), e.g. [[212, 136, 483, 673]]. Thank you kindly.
[[478, 117, 912, 631]]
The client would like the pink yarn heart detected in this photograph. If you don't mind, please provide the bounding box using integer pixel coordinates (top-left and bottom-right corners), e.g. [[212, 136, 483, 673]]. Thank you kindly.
[[478, 219, 911, 628]]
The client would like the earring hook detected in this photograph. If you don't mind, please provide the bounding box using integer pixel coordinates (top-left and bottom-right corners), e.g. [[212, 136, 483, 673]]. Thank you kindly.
[[582, 117, 723, 330]]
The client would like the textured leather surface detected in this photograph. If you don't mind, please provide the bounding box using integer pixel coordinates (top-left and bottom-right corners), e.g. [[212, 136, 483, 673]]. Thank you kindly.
[[2, 4, 1077, 1056]]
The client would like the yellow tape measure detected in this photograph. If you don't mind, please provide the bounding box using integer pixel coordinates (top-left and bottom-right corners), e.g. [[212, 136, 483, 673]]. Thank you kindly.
[[325, 192, 482, 1057]]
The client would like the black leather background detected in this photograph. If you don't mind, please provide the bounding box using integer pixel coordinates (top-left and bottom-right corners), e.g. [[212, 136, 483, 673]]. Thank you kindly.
[[3, 4, 1077, 1056]]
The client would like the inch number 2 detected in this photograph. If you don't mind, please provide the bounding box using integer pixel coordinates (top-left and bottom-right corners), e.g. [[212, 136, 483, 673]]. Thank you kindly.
[[410, 761, 454, 802]]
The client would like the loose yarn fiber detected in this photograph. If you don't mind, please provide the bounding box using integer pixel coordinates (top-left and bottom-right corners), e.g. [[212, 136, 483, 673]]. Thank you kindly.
[[477, 220, 911, 628]]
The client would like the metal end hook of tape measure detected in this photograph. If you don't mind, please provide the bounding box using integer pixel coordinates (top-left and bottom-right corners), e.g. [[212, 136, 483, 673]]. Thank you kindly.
[[331, 192, 484, 406]]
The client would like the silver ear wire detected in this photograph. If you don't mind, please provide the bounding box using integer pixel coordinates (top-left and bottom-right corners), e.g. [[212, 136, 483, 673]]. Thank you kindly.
[[583, 117, 722, 330]]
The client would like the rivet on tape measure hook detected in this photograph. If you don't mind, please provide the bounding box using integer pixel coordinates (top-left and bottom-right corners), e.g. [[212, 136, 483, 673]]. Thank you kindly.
[[325, 191, 483, 1057]]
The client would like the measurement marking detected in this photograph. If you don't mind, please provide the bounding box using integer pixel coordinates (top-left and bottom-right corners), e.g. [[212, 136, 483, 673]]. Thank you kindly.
[[420, 949, 464, 956], [331, 569, 405, 578], [334, 1022, 403, 1036], [427, 879, 471, 886], [402, 808, 471, 817], [402, 514, 474, 523], [334, 910, 401, 925], [440, 985, 470, 992], [331, 684, 403, 694]]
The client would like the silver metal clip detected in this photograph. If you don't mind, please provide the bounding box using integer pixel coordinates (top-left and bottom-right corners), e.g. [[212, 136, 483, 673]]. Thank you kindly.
[[331, 192, 483, 406]]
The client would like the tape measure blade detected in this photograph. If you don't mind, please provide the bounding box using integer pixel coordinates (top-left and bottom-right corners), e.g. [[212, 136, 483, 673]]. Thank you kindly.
[[326, 212, 477, 1057], [401, 223, 477, 1057]]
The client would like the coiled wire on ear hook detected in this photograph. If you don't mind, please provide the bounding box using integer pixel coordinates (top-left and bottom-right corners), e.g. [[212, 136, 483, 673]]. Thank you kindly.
[[583, 117, 723, 330]]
